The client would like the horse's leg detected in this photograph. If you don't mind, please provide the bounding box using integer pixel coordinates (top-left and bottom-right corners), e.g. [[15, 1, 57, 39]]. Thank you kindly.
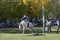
[[29, 26, 35, 34], [57, 25, 59, 34], [33, 27, 38, 34], [48, 25, 51, 33], [50, 25, 51, 32], [29, 27, 38, 34], [32, 27, 39, 35], [19, 24, 23, 33], [23, 26, 25, 34], [47, 25, 49, 32]]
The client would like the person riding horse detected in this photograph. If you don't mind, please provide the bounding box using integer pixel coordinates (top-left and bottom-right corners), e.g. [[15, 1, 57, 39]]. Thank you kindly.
[[21, 15, 29, 21], [19, 15, 38, 34], [21, 15, 30, 27]]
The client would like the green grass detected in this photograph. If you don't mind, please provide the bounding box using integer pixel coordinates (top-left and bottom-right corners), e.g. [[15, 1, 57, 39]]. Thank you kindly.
[[0, 33, 60, 40], [0, 27, 60, 40]]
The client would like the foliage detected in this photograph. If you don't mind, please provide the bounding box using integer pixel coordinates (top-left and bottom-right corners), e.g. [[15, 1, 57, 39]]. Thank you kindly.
[[0, 0, 60, 19]]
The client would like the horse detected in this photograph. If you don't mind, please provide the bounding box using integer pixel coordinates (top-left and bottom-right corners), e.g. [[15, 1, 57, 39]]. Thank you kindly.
[[46, 19, 52, 33], [46, 19, 60, 33], [19, 19, 37, 34], [56, 19, 60, 33]]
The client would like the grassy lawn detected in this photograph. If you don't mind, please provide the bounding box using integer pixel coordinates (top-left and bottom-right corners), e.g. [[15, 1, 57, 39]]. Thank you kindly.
[[0, 27, 60, 40]]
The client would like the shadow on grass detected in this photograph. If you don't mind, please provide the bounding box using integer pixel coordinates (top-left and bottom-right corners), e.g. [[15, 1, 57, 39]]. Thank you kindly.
[[27, 33, 45, 36]]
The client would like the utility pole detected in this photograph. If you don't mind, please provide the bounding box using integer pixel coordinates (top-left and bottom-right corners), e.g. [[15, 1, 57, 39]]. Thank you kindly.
[[42, 5, 45, 33], [22, 0, 24, 16]]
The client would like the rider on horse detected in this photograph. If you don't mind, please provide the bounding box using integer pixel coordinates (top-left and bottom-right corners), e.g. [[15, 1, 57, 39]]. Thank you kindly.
[[21, 15, 29, 21], [21, 15, 30, 27]]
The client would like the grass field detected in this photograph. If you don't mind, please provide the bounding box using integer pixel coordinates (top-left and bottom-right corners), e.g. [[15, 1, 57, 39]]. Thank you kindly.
[[0, 27, 60, 40]]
